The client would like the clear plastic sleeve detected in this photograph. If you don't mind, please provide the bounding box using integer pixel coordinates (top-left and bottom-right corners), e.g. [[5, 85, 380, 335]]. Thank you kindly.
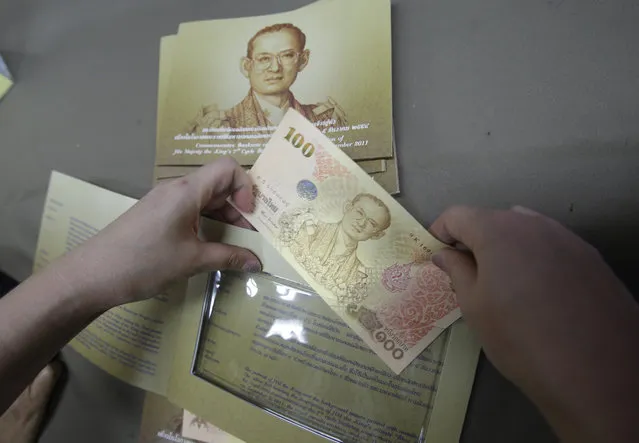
[[192, 271, 451, 443]]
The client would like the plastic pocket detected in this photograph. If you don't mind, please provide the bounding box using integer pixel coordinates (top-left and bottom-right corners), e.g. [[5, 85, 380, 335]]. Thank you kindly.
[[192, 270, 450, 442]]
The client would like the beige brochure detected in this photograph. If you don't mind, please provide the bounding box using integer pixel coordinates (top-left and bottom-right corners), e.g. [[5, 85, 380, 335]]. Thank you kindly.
[[35, 172, 478, 442], [34, 172, 186, 394], [167, 270, 478, 443], [138, 392, 243, 443], [156, 0, 393, 166]]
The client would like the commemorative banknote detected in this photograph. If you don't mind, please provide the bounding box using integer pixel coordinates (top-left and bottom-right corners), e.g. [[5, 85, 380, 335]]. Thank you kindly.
[[237, 109, 461, 373]]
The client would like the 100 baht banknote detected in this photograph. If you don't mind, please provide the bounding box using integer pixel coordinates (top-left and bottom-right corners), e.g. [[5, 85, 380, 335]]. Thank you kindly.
[[237, 109, 461, 373]]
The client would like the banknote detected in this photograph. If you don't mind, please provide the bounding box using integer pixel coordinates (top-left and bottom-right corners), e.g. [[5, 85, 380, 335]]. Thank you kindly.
[[236, 109, 461, 373]]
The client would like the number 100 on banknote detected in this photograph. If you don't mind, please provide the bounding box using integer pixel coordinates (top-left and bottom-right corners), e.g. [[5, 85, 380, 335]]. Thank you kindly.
[[239, 109, 461, 374]]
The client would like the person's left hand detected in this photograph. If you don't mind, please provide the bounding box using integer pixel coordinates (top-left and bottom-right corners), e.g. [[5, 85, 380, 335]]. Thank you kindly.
[[61, 158, 262, 307]]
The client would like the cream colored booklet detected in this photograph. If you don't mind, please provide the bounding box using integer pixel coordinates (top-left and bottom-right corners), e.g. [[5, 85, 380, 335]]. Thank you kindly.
[[154, 34, 398, 195], [34, 171, 186, 394], [138, 393, 243, 443], [157, 0, 393, 166], [36, 172, 479, 442]]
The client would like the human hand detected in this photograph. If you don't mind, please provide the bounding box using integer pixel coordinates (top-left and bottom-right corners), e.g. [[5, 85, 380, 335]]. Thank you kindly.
[[63, 158, 261, 307], [430, 206, 639, 442]]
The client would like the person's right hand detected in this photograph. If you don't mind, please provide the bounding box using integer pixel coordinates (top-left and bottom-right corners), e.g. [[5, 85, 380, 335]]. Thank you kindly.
[[430, 206, 639, 443]]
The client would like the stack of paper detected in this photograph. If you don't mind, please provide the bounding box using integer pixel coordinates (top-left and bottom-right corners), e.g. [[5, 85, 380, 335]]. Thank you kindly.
[[0, 54, 13, 100], [153, 0, 399, 194], [149, 0, 399, 437], [139, 0, 470, 440]]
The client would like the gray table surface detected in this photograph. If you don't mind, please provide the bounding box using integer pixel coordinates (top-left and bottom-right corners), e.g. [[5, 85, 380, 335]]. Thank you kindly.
[[2, 0, 638, 441]]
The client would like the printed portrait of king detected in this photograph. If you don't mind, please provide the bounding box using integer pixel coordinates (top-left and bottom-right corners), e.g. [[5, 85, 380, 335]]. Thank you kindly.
[[279, 193, 391, 307], [186, 23, 347, 132]]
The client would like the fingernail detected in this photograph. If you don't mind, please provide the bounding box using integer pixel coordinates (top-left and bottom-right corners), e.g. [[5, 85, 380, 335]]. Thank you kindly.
[[243, 260, 262, 273], [431, 253, 444, 270], [511, 205, 540, 216]]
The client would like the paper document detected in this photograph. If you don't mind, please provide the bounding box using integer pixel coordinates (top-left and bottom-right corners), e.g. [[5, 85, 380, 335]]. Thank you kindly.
[[34, 172, 186, 394], [35, 172, 477, 443], [182, 410, 244, 443]]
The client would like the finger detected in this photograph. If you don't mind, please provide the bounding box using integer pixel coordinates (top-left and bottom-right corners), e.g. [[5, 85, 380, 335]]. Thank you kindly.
[[430, 206, 488, 251], [195, 243, 262, 273], [432, 249, 477, 302], [204, 205, 255, 230], [218, 203, 247, 224], [511, 205, 575, 236], [511, 205, 542, 217], [192, 158, 255, 213], [232, 217, 255, 231], [217, 207, 256, 230], [219, 204, 255, 230]]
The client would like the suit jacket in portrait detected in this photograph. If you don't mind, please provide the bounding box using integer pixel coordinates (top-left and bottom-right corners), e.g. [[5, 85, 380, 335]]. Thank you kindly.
[[279, 208, 370, 306], [186, 90, 347, 133]]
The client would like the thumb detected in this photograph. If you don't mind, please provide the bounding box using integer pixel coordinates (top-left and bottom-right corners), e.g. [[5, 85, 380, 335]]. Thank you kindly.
[[196, 243, 262, 273], [432, 248, 477, 297]]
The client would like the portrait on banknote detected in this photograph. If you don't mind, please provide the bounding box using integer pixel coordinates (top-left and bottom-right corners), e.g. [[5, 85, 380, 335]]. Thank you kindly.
[[279, 192, 390, 306], [274, 176, 458, 358], [157, 0, 393, 165]]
